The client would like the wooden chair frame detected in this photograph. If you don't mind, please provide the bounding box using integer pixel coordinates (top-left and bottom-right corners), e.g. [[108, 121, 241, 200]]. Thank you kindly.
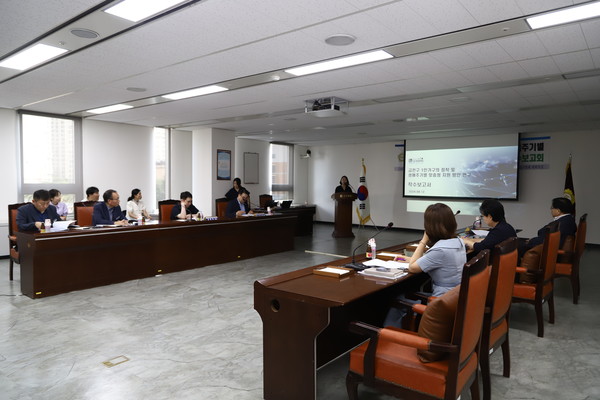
[[8, 202, 28, 281], [158, 199, 179, 223], [215, 197, 228, 218], [346, 250, 491, 400], [555, 213, 587, 304], [512, 221, 560, 338], [480, 237, 518, 400], [73, 201, 97, 227]]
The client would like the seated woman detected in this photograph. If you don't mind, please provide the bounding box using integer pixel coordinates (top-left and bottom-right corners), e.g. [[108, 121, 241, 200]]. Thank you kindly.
[[126, 189, 151, 220], [49, 189, 68, 220], [225, 178, 246, 201], [384, 203, 466, 327], [463, 199, 516, 256], [518, 197, 576, 257]]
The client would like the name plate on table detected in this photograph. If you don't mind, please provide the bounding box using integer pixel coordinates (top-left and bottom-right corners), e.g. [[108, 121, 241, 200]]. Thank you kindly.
[[313, 266, 354, 278]]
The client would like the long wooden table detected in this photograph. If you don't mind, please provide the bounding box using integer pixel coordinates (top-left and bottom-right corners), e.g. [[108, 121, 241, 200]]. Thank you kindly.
[[17, 215, 296, 299], [254, 241, 428, 400]]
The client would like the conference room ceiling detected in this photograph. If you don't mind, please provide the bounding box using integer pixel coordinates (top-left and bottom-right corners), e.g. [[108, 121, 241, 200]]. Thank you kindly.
[[1, 0, 600, 145]]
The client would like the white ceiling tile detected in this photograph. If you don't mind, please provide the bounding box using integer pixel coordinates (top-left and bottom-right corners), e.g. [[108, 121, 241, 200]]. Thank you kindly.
[[458, 67, 502, 85], [429, 47, 483, 70], [567, 76, 600, 94], [514, 0, 573, 15], [461, 41, 515, 66], [512, 84, 548, 98], [365, 2, 441, 42], [540, 80, 574, 95], [552, 50, 595, 73], [590, 48, 600, 68], [581, 19, 600, 49], [487, 62, 530, 81], [404, 0, 479, 32], [431, 71, 474, 88], [456, 0, 523, 24], [518, 56, 561, 76], [550, 92, 580, 103], [536, 24, 589, 55], [496, 32, 549, 61]]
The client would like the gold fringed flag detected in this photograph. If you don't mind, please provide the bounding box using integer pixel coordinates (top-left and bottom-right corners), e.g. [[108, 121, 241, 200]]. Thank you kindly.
[[564, 155, 575, 215], [356, 158, 371, 225]]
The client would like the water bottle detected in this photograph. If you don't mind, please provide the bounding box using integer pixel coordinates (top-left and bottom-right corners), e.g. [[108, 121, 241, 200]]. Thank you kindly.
[[45, 218, 51, 231], [473, 216, 481, 229], [137, 215, 143, 225], [371, 241, 377, 259]]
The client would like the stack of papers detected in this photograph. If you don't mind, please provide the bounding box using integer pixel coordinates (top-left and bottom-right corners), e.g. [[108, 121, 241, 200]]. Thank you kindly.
[[49, 220, 77, 232], [360, 259, 409, 280]]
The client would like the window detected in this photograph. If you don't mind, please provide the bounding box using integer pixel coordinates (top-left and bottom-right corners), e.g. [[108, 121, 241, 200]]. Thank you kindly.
[[19, 111, 82, 214], [153, 127, 169, 211], [270, 143, 293, 200]]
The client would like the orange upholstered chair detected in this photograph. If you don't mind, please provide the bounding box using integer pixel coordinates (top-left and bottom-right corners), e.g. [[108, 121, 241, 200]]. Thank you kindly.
[[8, 202, 28, 281], [346, 250, 491, 400], [555, 213, 587, 304], [512, 222, 560, 338], [215, 197, 228, 218], [158, 199, 178, 222], [480, 237, 518, 400], [74, 201, 97, 227]]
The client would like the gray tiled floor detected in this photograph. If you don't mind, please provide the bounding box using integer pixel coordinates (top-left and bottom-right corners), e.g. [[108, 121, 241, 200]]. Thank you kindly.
[[1, 223, 599, 400]]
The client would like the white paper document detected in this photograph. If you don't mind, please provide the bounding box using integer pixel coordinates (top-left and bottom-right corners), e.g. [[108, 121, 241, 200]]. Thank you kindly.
[[49, 220, 77, 232], [318, 267, 351, 275], [363, 259, 409, 270], [472, 229, 489, 237]]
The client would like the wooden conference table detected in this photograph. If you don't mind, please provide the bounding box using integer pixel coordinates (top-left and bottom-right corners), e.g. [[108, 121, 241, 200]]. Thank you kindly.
[[17, 214, 296, 299], [254, 240, 428, 400]]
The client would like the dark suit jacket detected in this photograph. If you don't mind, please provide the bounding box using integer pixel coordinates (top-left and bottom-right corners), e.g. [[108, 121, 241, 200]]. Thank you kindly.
[[92, 202, 125, 225], [527, 214, 577, 249], [16, 203, 60, 231], [225, 198, 250, 218], [473, 220, 517, 254]]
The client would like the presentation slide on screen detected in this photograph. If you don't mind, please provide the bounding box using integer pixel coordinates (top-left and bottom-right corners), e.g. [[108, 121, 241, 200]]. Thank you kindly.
[[404, 146, 518, 199]]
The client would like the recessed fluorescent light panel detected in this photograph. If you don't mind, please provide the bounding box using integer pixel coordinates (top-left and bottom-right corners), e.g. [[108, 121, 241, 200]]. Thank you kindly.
[[0, 44, 68, 70], [104, 0, 186, 22], [162, 85, 228, 100], [526, 1, 600, 29], [284, 50, 393, 76], [87, 104, 133, 114]]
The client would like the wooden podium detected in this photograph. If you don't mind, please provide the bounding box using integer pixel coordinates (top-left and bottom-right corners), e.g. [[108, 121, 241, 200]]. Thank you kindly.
[[332, 192, 357, 237]]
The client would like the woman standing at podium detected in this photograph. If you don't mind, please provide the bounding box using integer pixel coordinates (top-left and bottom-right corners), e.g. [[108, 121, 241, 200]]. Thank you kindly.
[[335, 175, 353, 193]]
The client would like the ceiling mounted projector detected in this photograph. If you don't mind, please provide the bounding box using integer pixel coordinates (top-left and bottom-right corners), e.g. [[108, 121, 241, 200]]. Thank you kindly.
[[305, 97, 348, 117]]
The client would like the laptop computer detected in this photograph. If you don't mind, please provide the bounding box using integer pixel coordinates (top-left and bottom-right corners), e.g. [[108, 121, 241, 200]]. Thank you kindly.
[[280, 200, 292, 209]]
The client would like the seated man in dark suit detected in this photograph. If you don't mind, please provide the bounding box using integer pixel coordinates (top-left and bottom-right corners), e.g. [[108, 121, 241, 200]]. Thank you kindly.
[[226, 189, 253, 218], [92, 189, 128, 226], [462, 199, 517, 257], [16, 189, 60, 231], [518, 197, 577, 257], [170, 191, 202, 220]]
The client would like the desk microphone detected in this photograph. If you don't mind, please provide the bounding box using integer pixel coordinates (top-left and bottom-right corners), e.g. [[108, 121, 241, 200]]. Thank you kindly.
[[455, 210, 461, 216], [345, 222, 393, 271]]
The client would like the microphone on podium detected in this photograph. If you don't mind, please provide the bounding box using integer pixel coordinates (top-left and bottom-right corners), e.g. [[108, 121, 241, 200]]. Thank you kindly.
[[345, 222, 394, 271]]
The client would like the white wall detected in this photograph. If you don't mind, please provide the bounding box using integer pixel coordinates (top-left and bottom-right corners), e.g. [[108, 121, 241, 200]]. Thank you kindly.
[[293, 145, 310, 205], [82, 120, 154, 211], [308, 131, 599, 244], [0, 109, 19, 254], [170, 129, 192, 201], [234, 138, 271, 205]]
